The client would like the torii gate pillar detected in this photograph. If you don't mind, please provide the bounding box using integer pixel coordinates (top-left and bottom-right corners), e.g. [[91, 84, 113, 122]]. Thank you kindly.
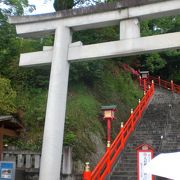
[[39, 27, 72, 180]]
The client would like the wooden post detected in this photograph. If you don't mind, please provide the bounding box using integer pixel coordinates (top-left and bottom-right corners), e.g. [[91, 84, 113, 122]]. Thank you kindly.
[[0, 127, 3, 160]]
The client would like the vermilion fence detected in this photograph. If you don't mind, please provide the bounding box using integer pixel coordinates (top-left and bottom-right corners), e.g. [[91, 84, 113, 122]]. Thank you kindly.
[[148, 76, 180, 94], [83, 82, 154, 180]]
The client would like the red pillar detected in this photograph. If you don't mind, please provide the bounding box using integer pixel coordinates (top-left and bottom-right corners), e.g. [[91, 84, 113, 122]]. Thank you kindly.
[[106, 141, 111, 173], [158, 76, 161, 86], [107, 118, 111, 144], [143, 79, 147, 92], [171, 80, 174, 92], [121, 124, 125, 149]]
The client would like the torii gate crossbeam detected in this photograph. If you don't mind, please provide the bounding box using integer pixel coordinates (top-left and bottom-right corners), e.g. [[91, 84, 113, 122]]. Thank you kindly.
[[9, 0, 180, 180]]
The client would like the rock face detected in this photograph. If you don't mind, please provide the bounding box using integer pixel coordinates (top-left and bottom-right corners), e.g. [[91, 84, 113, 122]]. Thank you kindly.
[[110, 88, 180, 180]]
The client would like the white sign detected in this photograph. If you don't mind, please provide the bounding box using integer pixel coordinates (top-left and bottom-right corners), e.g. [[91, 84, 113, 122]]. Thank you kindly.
[[139, 152, 152, 180]]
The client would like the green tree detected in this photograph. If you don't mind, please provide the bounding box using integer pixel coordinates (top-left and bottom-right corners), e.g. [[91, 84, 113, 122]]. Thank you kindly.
[[140, 15, 180, 76], [0, 0, 28, 15], [144, 53, 167, 73], [0, 78, 16, 114]]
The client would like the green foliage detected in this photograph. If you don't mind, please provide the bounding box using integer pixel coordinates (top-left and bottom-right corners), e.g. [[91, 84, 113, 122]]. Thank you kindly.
[[140, 16, 180, 75], [69, 61, 104, 85], [4, 135, 42, 151], [73, 26, 119, 45], [65, 84, 104, 159], [15, 88, 48, 128], [65, 85, 104, 137], [144, 53, 167, 73], [3, 88, 48, 151], [70, 26, 119, 84], [0, 0, 29, 15], [151, 16, 180, 34], [170, 70, 180, 83], [0, 77, 16, 114], [141, 16, 180, 37], [64, 132, 76, 146], [160, 50, 180, 83]]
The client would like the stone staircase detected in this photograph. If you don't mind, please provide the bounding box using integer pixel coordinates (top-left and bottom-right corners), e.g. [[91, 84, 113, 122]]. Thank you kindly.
[[110, 88, 180, 180]]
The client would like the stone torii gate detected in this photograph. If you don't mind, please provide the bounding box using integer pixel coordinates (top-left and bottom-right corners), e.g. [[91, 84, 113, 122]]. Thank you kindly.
[[9, 0, 180, 180]]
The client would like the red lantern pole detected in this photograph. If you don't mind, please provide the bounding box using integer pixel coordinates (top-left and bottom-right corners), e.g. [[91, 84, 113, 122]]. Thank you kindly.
[[158, 76, 161, 87], [143, 78, 147, 92], [140, 71, 149, 91], [107, 118, 111, 145], [101, 105, 116, 149]]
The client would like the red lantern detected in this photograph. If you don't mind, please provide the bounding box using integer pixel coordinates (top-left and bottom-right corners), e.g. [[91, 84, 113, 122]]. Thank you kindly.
[[101, 105, 116, 147]]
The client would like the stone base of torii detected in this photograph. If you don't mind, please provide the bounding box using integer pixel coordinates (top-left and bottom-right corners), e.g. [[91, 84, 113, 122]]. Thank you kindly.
[[8, 0, 180, 179]]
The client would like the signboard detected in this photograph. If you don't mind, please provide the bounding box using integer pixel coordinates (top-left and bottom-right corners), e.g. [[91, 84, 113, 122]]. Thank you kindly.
[[0, 162, 15, 180], [136, 144, 154, 180], [138, 151, 152, 180]]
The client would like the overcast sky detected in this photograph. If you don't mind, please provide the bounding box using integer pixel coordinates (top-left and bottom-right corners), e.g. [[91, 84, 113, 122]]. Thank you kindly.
[[28, 0, 55, 15]]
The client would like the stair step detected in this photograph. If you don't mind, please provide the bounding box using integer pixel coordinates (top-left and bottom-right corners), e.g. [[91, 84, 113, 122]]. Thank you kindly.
[[113, 171, 136, 176], [110, 175, 137, 180]]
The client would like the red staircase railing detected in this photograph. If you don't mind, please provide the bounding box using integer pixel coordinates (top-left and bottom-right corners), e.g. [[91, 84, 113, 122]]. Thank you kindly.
[[83, 82, 154, 180], [148, 76, 180, 94]]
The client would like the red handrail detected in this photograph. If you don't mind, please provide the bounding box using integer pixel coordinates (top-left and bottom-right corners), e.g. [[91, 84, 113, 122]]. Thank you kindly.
[[148, 76, 180, 94], [83, 82, 154, 180]]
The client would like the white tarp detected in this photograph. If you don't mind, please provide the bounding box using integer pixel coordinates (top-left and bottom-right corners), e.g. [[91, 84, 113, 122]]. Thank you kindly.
[[144, 152, 180, 180]]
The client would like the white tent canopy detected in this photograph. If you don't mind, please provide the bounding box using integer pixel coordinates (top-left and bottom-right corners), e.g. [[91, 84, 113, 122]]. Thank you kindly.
[[144, 152, 180, 180]]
